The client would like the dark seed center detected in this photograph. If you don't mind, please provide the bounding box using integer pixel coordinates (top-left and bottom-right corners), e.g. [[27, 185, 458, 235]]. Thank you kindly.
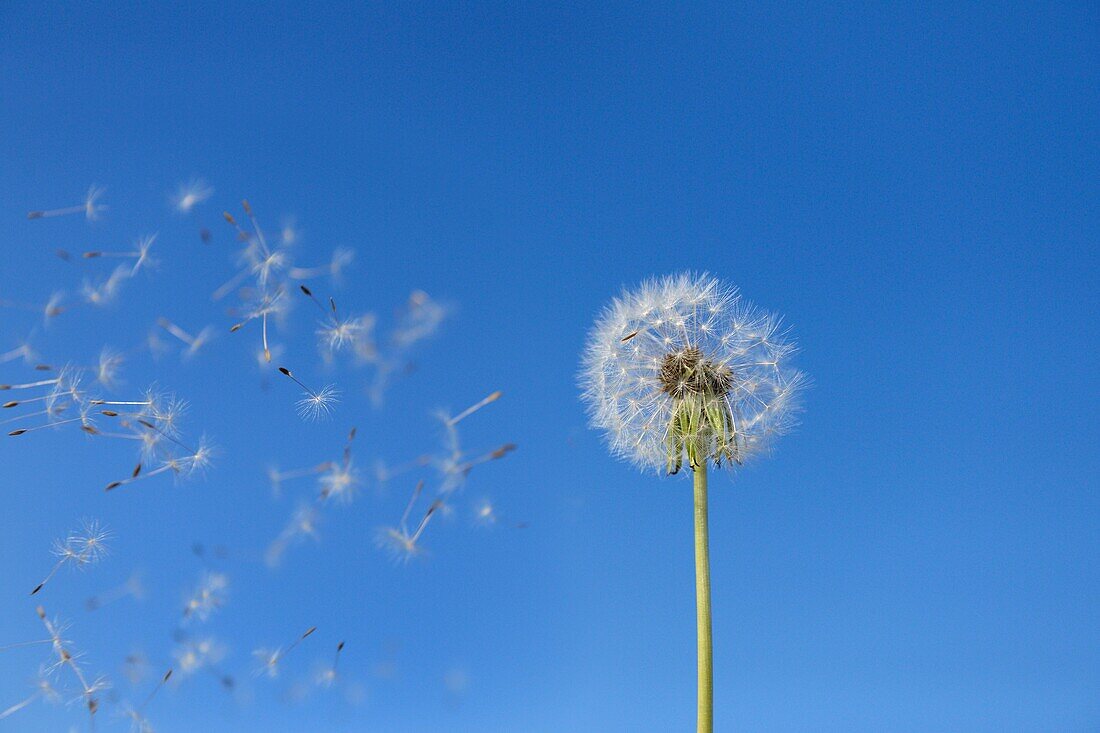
[[658, 347, 732, 398]]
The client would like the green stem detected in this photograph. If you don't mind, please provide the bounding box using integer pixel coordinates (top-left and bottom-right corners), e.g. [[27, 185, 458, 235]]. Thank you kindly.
[[694, 461, 713, 732]]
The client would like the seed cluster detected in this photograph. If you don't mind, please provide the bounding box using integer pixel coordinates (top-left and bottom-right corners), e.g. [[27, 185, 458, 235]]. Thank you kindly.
[[658, 347, 734, 399]]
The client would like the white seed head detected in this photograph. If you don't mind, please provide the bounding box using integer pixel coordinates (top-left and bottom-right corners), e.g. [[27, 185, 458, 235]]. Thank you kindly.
[[579, 273, 806, 474]]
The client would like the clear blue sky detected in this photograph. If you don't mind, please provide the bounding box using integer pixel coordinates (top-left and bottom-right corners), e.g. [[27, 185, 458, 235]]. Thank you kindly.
[[1, 3, 1097, 731]]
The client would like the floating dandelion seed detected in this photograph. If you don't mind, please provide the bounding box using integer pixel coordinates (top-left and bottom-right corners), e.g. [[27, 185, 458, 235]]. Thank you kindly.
[[172, 637, 226, 679], [579, 272, 806, 733], [299, 285, 374, 360], [375, 481, 441, 562], [182, 571, 228, 622], [315, 641, 345, 688], [36, 605, 108, 723], [473, 498, 497, 526], [81, 264, 131, 306], [171, 179, 213, 214], [103, 428, 214, 491], [27, 185, 106, 221], [230, 287, 285, 362], [278, 367, 339, 421], [95, 347, 126, 389], [393, 289, 447, 348], [0, 293, 67, 323], [288, 247, 354, 280], [0, 672, 61, 721], [253, 626, 316, 679], [85, 570, 144, 611], [83, 234, 157, 276], [31, 519, 112, 595], [447, 390, 502, 426], [319, 427, 360, 503], [0, 342, 37, 366], [265, 503, 321, 567], [431, 391, 514, 495], [120, 668, 171, 733], [157, 317, 214, 359], [266, 460, 333, 499]]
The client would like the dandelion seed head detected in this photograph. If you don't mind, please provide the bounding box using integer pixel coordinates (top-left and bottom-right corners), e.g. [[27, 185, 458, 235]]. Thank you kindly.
[[579, 273, 806, 474]]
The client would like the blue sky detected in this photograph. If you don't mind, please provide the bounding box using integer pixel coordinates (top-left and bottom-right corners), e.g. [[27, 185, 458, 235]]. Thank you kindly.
[[0, 3, 1097, 731]]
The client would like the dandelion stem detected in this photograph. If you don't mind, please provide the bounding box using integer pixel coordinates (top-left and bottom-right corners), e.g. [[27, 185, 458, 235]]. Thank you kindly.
[[693, 462, 713, 733]]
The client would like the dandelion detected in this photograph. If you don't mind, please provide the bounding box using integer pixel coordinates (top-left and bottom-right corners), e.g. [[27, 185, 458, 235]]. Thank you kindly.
[[171, 179, 213, 214], [278, 367, 339, 421], [288, 247, 354, 281], [318, 427, 359, 503], [157, 317, 215, 358], [95, 347, 126, 389], [431, 391, 513, 495], [473, 498, 497, 526], [579, 273, 806, 733], [0, 293, 66, 323], [81, 264, 131, 306], [85, 570, 145, 610], [447, 390, 502, 426], [36, 605, 108, 722], [0, 342, 37, 365], [265, 503, 321, 567], [120, 668, 171, 733], [0, 672, 61, 721], [253, 626, 316, 679], [298, 285, 374, 361], [31, 519, 112, 595], [43, 291, 65, 322], [172, 637, 226, 679], [315, 641, 345, 688], [375, 481, 441, 562], [104, 430, 214, 491], [27, 184, 106, 221], [279, 216, 299, 247], [182, 571, 228, 622], [230, 287, 285, 362], [393, 289, 447, 348], [83, 233, 157, 275], [266, 460, 333, 499]]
